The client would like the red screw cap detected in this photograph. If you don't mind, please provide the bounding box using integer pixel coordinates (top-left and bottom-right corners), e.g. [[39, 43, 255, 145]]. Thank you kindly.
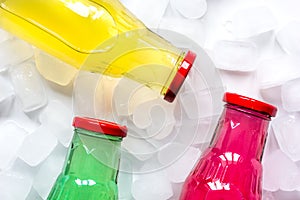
[[164, 50, 197, 103], [73, 117, 127, 138], [223, 93, 277, 117]]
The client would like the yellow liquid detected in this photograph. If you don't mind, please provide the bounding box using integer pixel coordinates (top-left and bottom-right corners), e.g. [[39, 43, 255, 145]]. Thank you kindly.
[[0, 0, 183, 94]]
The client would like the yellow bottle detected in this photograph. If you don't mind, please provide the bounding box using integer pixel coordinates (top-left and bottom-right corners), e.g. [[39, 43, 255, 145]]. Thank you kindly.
[[0, 0, 196, 102]]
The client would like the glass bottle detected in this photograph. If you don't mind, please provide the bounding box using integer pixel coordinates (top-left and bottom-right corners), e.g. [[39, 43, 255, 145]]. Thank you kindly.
[[180, 92, 277, 200], [47, 117, 127, 200], [0, 0, 196, 102]]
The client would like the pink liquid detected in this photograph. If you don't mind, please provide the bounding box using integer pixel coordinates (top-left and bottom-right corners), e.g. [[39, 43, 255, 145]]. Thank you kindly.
[[180, 104, 272, 200]]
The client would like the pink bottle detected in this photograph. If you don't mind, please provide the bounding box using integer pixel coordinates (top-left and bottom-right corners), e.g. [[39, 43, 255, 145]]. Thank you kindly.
[[180, 92, 277, 200]]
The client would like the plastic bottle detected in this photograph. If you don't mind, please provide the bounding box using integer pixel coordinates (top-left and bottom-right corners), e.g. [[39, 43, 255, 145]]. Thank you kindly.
[[47, 117, 127, 200], [0, 0, 196, 102], [180, 92, 277, 200]]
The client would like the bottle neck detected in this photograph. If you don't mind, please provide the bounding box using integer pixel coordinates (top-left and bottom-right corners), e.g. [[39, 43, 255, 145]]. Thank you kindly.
[[63, 129, 122, 182], [210, 104, 271, 161]]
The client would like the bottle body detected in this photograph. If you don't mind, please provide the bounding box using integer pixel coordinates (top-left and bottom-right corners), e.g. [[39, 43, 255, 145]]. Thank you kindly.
[[0, 0, 193, 101], [48, 128, 122, 200], [180, 104, 272, 200]]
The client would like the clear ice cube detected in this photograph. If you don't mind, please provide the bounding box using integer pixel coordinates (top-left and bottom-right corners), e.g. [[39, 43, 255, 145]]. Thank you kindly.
[[212, 40, 258, 72], [34, 49, 78, 86], [179, 88, 220, 120], [272, 113, 300, 162], [0, 28, 13, 43], [0, 171, 33, 200], [258, 55, 300, 89], [232, 6, 278, 38], [113, 77, 158, 117], [262, 149, 300, 191], [118, 154, 133, 200], [170, 0, 207, 19], [276, 21, 300, 55], [18, 125, 58, 166], [263, 190, 275, 200], [132, 171, 173, 200], [260, 86, 282, 105], [159, 17, 206, 46], [33, 145, 68, 199], [157, 143, 187, 167], [165, 146, 201, 183], [0, 121, 28, 170], [73, 71, 100, 118], [122, 136, 157, 161], [39, 100, 73, 147], [121, 0, 169, 28], [144, 99, 176, 140], [0, 38, 33, 72], [0, 75, 14, 104], [9, 59, 47, 112], [281, 78, 300, 112], [94, 75, 120, 121]]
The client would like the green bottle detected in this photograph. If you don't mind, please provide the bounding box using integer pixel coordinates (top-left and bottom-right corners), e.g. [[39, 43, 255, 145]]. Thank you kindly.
[[47, 117, 127, 200]]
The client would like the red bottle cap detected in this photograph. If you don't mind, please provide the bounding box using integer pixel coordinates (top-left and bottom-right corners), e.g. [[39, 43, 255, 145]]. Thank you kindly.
[[73, 117, 127, 138], [223, 92, 277, 117], [164, 50, 197, 103]]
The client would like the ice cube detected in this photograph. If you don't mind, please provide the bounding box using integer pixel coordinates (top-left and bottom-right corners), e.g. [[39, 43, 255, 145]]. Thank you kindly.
[[179, 88, 220, 119], [35, 49, 78, 86], [118, 154, 133, 200], [9, 59, 47, 112], [281, 78, 300, 112], [263, 190, 275, 200], [260, 86, 282, 105], [232, 6, 278, 38], [73, 71, 100, 117], [132, 100, 153, 129], [273, 190, 300, 200], [94, 75, 120, 121], [262, 149, 300, 191], [122, 136, 157, 161], [144, 99, 176, 140], [18, 125, 58, 166], [10, 158, 37, 181], [132, 171, 173, 200], [258, 55, 300, 89], [170, 0, 207, 19], [212, 40, 258, 72], [276, 21, 300, 55], [0, 192, 13, 200], [0, 121, 28, 170], [246, 31, 278, 60], [113, 77, 158, 117], [120, 0, 169, 28], [158, 17, 206, 46], [0, 171, 33, 200], [263, 128, 280, 157], [39, 100, 73, 125], [157, 143, 186, 167], [33, 144, 68, 199], [7, 100, 40, 133], [272, 113, 300, 162], [175, 117, 216, 146], [25, 188, 43, 200], [0, 75, 14, 101], [0, 38, 33, 72], [165, 146, 201, 183], [39, 100, 73, 147], [219, 70, 260, 98], [0, 28, 13, 43], [46, 123, 74, 148]]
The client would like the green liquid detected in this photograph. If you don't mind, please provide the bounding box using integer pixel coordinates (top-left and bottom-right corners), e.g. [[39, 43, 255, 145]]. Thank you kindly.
[[48, 128, 122, 200]]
